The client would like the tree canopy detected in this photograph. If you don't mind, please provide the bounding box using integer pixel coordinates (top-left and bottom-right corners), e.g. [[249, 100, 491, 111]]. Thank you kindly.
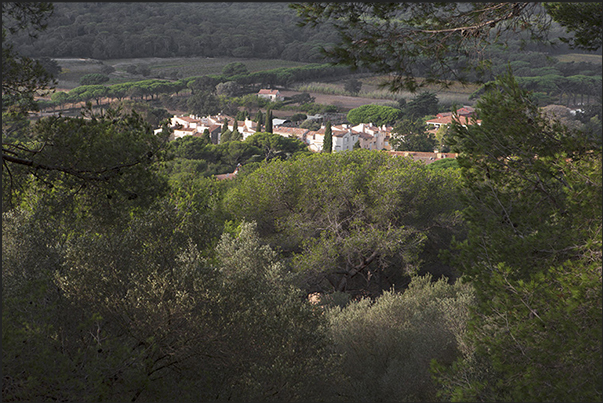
[[293, 2, 602, 401], [7, 3, 337, 62], [390, 119, 436, 152], [543, 2, 602, 51], [435, 72, 602, 402], [2, 2, 56, 117], [346, 104, 404, 126], [291, 2, 602, 92], [3, 4, 171, 213], [223, 150, 464, 297]]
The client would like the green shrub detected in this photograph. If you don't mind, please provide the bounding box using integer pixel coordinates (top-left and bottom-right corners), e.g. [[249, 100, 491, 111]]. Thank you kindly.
[[427, 158, 459, 171], [347, 104, 404, 126]]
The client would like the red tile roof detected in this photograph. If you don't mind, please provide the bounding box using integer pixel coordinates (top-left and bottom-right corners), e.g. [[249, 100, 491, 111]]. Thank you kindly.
[[426, 115, 480, 126], [332, 129, 350, 137], [258, 89, 280, 95], [436, 107, 475, 118]]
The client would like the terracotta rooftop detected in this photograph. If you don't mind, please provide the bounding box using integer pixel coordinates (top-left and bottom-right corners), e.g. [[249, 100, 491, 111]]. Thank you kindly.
[[435, 106, 476, 118], [258, 89, 280, 95], [426, 115, 480, 126]]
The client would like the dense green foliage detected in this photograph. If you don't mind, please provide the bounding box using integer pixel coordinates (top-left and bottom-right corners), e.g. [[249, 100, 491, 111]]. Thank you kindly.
[[390, 119, 437, 152], [346, 104, 404, 126], [223, 150, 464, 297], [322, 120, 332, 153], [79, 73, 109, 86], [544, 2, 603, 51], [427, 158, 460, 171], [3, 106, 170, 218], [265, 109, 273, 133], [403, 92, 440, 119], [165, 131, 310, 178], [436, 72, 602, 402], [2, 202, 341, 401], [2, 3, 56, 118], [327, 275, 474, 402]]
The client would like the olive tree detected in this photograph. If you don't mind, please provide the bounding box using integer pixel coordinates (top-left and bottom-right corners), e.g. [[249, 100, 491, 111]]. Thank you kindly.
[[326, 274, 474, 402]]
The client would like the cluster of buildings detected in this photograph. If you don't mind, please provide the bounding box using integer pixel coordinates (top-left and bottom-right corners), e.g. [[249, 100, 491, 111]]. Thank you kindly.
[[163, 112, 394, 153], [158, 90, 481, 169]]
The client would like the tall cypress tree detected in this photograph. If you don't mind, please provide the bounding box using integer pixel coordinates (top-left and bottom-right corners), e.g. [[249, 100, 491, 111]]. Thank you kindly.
[[323, 121, 332, 153], [220, 130, 232, 143], [265, 109, 273, 133], [255, 110, 263, 132], [232, 122, 242, 141], [222, 119, 229, 134], [201, 128, 211, 144]]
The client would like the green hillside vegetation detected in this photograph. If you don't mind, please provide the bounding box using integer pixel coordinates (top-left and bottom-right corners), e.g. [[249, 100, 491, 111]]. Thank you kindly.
[[12, 2, 602, 105], [20, 3, 600, 129], [10, 3, 338, 62]]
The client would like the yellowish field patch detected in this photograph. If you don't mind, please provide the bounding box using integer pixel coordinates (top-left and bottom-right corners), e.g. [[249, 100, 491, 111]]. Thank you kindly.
[[554, 53, 602, 64]]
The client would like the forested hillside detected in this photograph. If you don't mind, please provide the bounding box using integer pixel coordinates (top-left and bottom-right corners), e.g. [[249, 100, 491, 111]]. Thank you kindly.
[[12, 2, 601, 109], [10, 2, 338, 61]]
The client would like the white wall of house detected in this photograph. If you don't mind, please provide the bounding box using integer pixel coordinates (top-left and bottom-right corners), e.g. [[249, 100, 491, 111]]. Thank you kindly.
[[332, 129, 360, 152], [351, 123, 392, 150], [173, 128, 196, 138], [307, 132, 324, 152]]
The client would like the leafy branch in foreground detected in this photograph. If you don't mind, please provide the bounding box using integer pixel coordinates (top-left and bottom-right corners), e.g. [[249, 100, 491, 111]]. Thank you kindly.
[[290, 2, 601, 92], [3, 106, 171, 212], [434, 72, 602, 402]]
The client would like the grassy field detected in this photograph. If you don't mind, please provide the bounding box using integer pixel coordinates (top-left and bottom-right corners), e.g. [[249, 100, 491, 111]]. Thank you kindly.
[[293, 75, 479, 107], [553, 53, 602, 64]]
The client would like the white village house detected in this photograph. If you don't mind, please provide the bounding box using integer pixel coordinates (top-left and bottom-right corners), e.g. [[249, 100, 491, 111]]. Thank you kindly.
[[160, 113, 259, 143], [257, 89, 284, 102]]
